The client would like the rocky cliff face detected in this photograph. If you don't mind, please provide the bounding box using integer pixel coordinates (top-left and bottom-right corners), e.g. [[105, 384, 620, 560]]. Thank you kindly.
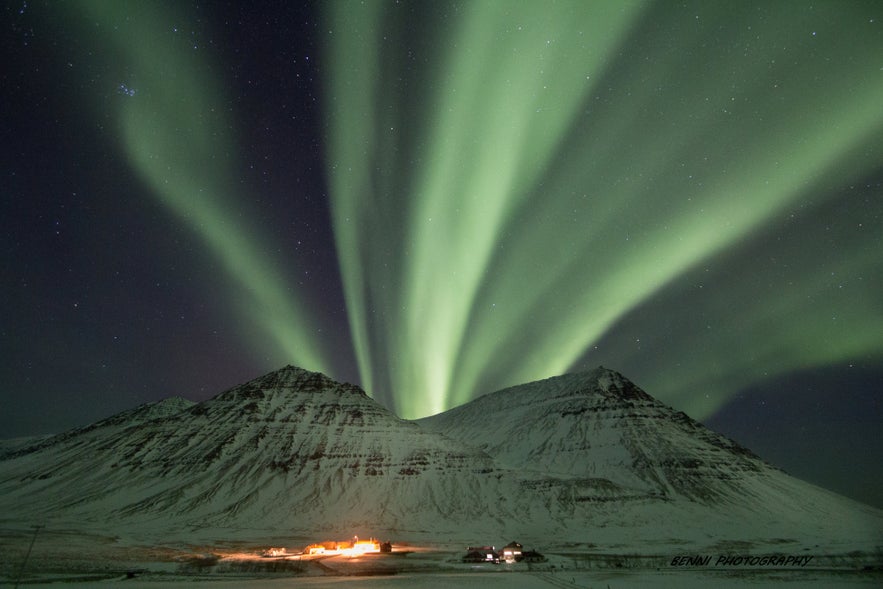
[[1, 365, 880, 549], [0, 366, 504, 536], [418, 368, 769, 503]]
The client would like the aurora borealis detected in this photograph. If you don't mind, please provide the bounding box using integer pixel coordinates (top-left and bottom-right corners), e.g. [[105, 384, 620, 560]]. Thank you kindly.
[[73, 0, 334, 377], [323, 0, 883, 420], [2, 1, 882, 506]]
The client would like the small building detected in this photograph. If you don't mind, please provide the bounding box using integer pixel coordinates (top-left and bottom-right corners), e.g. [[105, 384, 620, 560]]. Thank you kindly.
[[303, 537, 383, 556], [501, 541, 523, 563], [351, 539, 381, 554], [463, 546, 500, 564]]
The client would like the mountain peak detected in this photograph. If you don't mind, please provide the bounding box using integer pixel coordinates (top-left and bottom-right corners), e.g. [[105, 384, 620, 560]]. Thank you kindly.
[[189, 365, 374, 425], [256, 364, 336, 387], [213, 365, 364, 401], [570, 366, 655, 403], [468, 366, 654, 408]]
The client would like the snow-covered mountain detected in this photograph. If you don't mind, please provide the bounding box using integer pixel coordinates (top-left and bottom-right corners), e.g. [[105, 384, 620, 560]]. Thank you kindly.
[[0, 365, 880, 550], [0, 367, 505, 538], [419, 368, 883, 548], [419, 369, 771, 502]]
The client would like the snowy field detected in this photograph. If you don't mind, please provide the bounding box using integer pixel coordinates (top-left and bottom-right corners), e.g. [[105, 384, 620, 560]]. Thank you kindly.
[[2, 522, 880, 589], [12, 569, 883, 588], [4, 533, 881, 589]]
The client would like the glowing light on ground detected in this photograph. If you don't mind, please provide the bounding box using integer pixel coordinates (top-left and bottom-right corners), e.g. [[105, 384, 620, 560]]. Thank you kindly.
[[303, 538, 385, 557]]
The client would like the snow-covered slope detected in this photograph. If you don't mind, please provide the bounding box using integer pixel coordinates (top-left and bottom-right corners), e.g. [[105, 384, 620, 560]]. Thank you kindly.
[[0, 367, 508, 537], [419, 368, 883, 547], [418, 368, 769, 501], [0, 396, 195, 461], [0, 366, 880, 550]]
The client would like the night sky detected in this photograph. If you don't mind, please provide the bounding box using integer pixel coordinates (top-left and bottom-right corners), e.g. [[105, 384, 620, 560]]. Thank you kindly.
[[2, 1, 881, 508]]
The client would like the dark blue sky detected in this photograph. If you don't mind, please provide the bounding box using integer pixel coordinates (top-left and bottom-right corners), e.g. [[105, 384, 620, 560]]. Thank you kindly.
[[2, 0, 881, 510]]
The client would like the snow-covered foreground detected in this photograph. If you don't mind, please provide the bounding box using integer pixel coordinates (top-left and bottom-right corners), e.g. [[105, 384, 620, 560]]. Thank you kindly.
[[16, 569, 883, 588], [3, 528, 880, 589]]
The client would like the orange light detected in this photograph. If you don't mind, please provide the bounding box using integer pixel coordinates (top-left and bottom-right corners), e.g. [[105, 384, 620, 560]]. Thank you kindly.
[[306, 537, 381, 557]]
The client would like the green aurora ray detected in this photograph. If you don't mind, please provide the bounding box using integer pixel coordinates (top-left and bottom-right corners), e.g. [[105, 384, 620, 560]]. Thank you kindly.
[[69, 1, 333, 375], [56, 1, 882, 422], [323, 1, 883, 418]]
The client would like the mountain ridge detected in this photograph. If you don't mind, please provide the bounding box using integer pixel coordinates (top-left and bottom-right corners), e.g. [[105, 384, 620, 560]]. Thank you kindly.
[[419, 366, 768, 500], [0, 364, 880, 549]]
